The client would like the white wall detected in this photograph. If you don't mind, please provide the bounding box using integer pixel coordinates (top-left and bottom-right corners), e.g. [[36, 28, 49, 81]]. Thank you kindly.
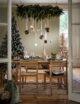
[[16, 15, 59, 57]]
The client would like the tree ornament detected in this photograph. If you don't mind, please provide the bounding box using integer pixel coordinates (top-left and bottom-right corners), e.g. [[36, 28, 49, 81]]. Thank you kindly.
[[39, 34, 44, 39], [39, 19, 44, 39], [30, 25, 34, 30], [45, 27, 50, 32], [45, 18, 50, 32], [25, 16, 29, 34], [44, 31, 48, 43], [44, 40, 47, 43], [25, 30, 29, 34], [30, 18, 34, 30]]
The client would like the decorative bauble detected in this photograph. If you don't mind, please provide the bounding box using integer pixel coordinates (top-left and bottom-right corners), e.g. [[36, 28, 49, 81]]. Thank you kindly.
[[30, 25, 34, 30], [44, 40, 47, 43], [25, 30, 29, 34], [39, 35, 44, 39], [45, 27, 50, 32]]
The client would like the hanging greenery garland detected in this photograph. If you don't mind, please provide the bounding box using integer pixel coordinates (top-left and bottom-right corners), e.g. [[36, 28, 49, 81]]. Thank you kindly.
[[16, 4, 63, 21]]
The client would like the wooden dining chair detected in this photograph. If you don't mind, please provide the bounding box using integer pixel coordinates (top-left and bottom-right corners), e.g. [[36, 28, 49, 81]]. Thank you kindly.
[[12, 60, 20, 84], [0, 71, 4, 88], [19, 60, 38, 88], [38, 60, 49, 85], [45, 60, 67, 90]]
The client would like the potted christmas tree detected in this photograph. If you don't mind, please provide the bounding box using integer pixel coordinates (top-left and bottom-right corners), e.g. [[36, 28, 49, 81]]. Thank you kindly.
[[0, 15, 24, 104]]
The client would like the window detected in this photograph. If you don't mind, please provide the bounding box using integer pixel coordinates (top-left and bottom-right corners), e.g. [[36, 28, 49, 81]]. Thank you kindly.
[[59, 11, 68, 58]]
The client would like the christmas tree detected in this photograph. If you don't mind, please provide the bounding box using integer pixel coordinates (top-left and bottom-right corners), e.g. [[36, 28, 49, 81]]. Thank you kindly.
[[0, 16, 24, 103], [0, 34, 7, 58], [0, 16, 24, 71], [12, 15, 24, 59], [0, 15, 24, 59]]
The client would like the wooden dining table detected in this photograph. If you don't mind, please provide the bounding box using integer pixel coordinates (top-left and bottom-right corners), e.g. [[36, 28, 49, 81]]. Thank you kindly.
[[12, 59, 67, 73], [12, 59, 67, 89], [12, 59, 50, 68]]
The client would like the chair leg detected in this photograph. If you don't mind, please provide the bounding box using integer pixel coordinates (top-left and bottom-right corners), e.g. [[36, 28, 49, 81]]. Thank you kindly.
[[22, 76, 24, 88], [36, 75, 38, 88], [19, 76, 22, 92], [24, 75, 26, 84], [44, 74, 46, 88], [63, 76, 67, 89], [58, 77, 62, 88], [50, 76, 52, 95]]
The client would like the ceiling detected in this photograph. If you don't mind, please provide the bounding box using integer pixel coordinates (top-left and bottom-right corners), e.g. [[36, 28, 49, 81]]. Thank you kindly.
[[0, 0, 80, 4]]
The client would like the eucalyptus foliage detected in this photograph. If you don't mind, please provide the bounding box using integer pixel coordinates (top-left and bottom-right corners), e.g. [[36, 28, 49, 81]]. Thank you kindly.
[[16, 5, 63, 21]]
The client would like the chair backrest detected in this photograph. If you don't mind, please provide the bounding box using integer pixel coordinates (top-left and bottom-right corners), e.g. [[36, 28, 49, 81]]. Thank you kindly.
[[49, 60, 67, 72], [20, 60, 38, 72]]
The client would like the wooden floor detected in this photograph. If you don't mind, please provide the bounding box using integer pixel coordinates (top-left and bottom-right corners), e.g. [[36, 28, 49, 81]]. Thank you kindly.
[[20, 85, 78, 104], [19, 68, 80, 104], [20, 94, 79, 104]]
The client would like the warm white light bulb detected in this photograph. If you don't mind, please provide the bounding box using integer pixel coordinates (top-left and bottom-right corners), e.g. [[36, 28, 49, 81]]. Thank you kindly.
[[34, 43, 38, 47]]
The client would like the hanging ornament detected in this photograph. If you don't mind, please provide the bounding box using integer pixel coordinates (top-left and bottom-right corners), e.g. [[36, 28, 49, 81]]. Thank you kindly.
[[39, 34, 44, 39], [25, 16, 29, 34], [44, 31, 47, 43], [30, 25, 34, 30], [45, 18, 50, 32], [34, 30, 38, 48], [30, 18, 34, 31], [44, 40, 47, 43], [39, 19, 44, 40], [45, 27, 50, 32], [25, 30, 29, 34]]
